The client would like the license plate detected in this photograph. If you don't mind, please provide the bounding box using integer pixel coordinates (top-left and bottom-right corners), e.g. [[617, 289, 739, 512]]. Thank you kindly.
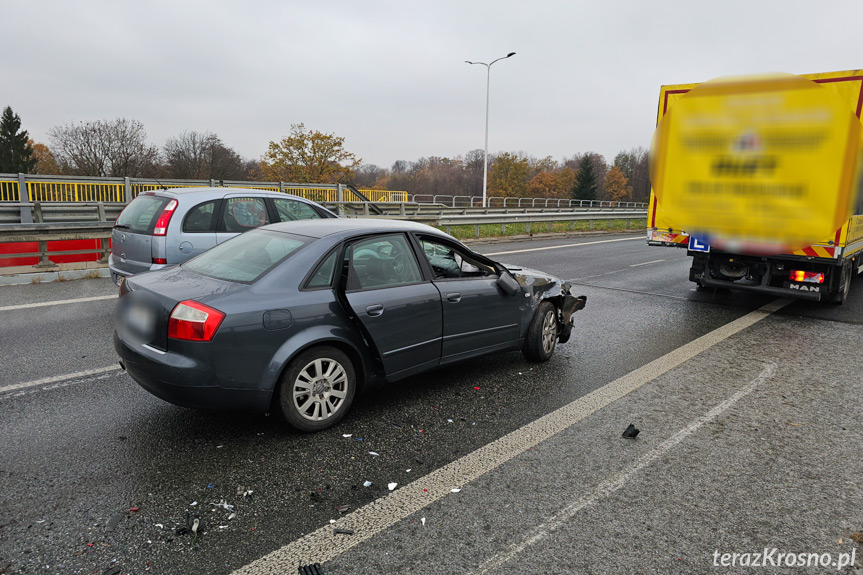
[[126, 304, 155, 337]]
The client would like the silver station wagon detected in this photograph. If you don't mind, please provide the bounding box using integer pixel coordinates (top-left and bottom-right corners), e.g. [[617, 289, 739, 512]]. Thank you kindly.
[[108, 187, 336, 284]]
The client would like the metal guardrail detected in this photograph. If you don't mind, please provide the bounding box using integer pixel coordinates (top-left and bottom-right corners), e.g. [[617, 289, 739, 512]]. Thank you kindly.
[[0, 210, 647, 269], [409, 194, 649, 209]]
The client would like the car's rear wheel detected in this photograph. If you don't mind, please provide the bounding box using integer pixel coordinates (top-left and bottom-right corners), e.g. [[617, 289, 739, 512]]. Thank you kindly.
[[523, 301, 558, 362], [278, 346, 356, 432]]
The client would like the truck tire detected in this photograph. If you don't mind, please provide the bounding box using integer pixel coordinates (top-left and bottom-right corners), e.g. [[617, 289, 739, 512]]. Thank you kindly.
[[831, 262, 852, 305]]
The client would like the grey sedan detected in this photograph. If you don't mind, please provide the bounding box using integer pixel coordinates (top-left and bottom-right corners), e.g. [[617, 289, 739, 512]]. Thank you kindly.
[[113, 219, 586, 431]]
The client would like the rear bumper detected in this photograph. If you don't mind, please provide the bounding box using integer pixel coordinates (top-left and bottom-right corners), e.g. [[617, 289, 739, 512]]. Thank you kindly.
[[113, 330, 272, 411], [700, 277, 822, 301]]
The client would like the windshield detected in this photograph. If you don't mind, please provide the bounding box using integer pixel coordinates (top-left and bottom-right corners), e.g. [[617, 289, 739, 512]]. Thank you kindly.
[[184, 229, 309, 283], [115, 194, 170, 234]]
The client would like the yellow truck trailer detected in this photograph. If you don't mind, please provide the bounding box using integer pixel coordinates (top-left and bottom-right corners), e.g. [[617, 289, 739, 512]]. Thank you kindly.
[[647, 70, 863, 302]]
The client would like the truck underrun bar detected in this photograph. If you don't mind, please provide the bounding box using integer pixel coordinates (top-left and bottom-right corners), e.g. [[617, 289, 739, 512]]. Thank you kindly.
[[699, 277, 822, 301]]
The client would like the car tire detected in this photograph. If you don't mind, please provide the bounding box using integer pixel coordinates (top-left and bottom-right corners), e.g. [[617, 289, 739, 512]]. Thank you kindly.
[[523, 301, 558, 362], [278, 346, 356, 432]]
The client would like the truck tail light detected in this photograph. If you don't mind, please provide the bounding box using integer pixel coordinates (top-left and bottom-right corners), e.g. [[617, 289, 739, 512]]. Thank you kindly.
[[153, 199, 178, 236], [789, 270, 824, 284], [168, 300, 225, 342], [152, 257, 167, 265]]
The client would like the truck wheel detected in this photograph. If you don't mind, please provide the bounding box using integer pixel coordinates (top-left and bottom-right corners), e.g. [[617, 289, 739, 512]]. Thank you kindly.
[[523, 301, 558, 362], [831, 263, 852, 305]]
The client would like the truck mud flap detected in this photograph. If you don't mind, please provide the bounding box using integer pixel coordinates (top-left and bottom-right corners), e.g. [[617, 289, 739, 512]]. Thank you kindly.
[[700, 277, 822, 301]]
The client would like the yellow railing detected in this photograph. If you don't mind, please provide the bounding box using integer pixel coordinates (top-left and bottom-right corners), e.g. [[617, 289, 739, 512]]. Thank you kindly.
[[0, 176, 408, 204], [0, 179, 18, 202], [27, 181, 125, 203]]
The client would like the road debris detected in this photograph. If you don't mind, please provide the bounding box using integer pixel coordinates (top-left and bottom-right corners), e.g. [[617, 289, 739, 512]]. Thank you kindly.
[[228, 513, 236, 520], [363, 481, 372, 488], [236, 485, 245, 496], [450, 488, 461, 493], [342, 434, 352, 438], [105, 513, 124, 533], [189, 501, 198, 506], [421, 517, 426, 527], [211, 500, 234, 511], [622, 423, 640, 439], [333, 528, 354, 535], [336, 505, 349, 514], [368, 451, 380, 456], [128, 507, 140, 512], [388, 483, 398, 491]]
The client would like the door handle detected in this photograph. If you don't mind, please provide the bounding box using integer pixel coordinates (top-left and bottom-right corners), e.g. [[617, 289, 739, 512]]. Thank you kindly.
[[365, 304, 384, 317], [446, 292, 462, 303]]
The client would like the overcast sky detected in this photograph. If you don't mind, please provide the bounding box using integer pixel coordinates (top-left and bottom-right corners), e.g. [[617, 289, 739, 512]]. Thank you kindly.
[[4, 1, 861, 169]]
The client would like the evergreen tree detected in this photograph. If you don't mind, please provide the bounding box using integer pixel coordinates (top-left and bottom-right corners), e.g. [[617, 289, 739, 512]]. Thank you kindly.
[[570, 155, 597, 200], [0, 106, 37, 174]]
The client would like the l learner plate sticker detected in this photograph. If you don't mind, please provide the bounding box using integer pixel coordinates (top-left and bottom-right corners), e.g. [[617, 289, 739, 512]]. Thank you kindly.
[[689, 236, 710, 253]]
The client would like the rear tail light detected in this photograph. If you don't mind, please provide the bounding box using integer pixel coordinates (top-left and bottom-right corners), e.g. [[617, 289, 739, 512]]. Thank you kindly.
[[789, 270, 824, 284], [152, 257, 167, 265], [168, 300, 225, 342], [153, 199, 178, 236]]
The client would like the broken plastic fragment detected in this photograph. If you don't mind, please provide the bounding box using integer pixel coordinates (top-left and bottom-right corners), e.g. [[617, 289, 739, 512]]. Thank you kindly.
[[218, 525, 228, 529], [336, 505, 349, 513], [388, 483, 398, 491], [473, 386, 480, 390], [406, 468, 412, 472], [228, 513, 236, 520], [329, 519, 336, 524], [155, 523, 164, 529], [447, 419, 454, 423], [216, 445, 223, 449], [206, 483, 214, 489], [191, 518, 200, 534], [363, 481, 372, 488], [451, 488, 461, 493], [342, 434, 352, 438], [105, 513, 124, 532], [236, 486, 245, 496], [190, 501, 198, 506], [421, 517, 426, 527], [129, 507, 140, 512]]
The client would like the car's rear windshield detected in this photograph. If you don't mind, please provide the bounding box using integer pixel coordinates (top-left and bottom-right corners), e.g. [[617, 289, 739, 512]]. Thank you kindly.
[[184, 229, 309, 283], [115, 194, 171, 234]]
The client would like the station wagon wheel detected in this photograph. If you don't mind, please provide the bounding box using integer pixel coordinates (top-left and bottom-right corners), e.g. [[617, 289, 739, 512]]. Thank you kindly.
[[522, 301, 558, 362], [278, 346, 356, 432]]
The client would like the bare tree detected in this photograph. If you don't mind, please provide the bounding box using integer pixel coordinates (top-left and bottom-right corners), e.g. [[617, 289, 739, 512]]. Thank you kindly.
[[163, 131, 245, 180], [49, 118, 159, 177]]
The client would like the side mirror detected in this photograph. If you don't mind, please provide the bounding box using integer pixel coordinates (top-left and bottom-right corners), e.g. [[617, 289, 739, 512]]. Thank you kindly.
[[497, 272, 520, 296]]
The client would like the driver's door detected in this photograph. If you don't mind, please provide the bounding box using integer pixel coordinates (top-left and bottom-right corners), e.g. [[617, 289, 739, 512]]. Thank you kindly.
[[343, 233, 443, 380]]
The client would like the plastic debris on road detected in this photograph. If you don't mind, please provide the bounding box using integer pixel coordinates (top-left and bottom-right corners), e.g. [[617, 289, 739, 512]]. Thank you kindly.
[[228, 513, 236, 520], [451, 488, 461, 493], [421, 517, 426, 527], [236, 485, 245, 496], [363, 481, 372, 487], [388, 483, 398, 491], [336, 505, 349, 513], [190, 501, 198, 506], [105, 513, 124, 533], [211, 500, 234, 511], [622, 423, 640, 439], [342, 434, 352, 438], [369, 451, 380, 456]]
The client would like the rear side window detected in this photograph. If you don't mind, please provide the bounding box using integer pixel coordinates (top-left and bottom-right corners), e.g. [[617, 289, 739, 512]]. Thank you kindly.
[[223, 197, 270, 232], [115, 195, 170, 234], [184, 229, 308, 283], [305, 249, 339, 289], [183, 200, 219, 233], [273, 198, 322, 222]]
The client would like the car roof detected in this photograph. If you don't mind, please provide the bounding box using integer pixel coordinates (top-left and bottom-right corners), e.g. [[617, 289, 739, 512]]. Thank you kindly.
[[263, 218, 448, 240], [152, 187, 320, 203]]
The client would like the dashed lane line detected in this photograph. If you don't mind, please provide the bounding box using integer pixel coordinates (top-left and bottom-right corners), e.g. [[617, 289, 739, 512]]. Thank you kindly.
[[484, 236, 642, 257], [473, 361, 778, 574], [0, 294, 116, 312], [233, 298, 792, 575], [629, 259, 665, 267], [0, 366, 121, 394]]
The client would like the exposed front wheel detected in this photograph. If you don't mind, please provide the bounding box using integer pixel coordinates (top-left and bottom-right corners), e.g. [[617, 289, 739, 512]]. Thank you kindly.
[[523, 301, 558, 362], [278, 346, 356, 432]]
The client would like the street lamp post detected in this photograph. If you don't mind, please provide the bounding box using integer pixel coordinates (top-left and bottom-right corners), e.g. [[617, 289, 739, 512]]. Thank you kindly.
[[466, 52, 515, 208]]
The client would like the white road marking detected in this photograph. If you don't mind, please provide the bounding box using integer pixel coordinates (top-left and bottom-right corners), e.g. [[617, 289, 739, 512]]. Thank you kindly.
[[474, 362, 778, 574], [0, 294, 116, 312], [484, 236, 642, 257], [0, 366, 121, 394], [233, 298, 792, 575], [629, 259, 665, 267]]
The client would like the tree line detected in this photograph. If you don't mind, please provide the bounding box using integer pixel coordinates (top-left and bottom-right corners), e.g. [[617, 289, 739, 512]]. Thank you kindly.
[[0, 106, 650, 202]]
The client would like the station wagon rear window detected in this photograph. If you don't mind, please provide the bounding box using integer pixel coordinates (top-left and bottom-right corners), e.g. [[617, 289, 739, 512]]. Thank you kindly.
[[184, 229, 308, 283], [115, 195, 171, 234]]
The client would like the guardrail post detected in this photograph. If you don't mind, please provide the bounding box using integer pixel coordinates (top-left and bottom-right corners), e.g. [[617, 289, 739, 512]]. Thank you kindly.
[[589, 219, 594, 230], [570, 219, 575, 230], [32, 201, 43, 223], [474, 224, 480, 238], [548, 221, 553, 232], [501, 223, 506, 235], [97, 202, 106, 222], [123, 177, 132, 202], [363, 202, 369, 216], [626, 218, 631, 229], [526, 222, 531, 234], [18, 173, 32, 223], [279, 181, 285, 193], [209, 179, 216, 187]]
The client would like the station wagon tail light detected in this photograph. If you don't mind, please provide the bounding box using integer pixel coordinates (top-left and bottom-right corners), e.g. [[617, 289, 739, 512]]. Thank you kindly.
[[789, 270, 824, 284], [152, 257, 167, 265], [168, 300, 225, 342], [153, 199, 179, 236]]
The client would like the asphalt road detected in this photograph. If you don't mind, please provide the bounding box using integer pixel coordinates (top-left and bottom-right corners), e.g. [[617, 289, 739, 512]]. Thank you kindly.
[[1, 231, 861, 574]]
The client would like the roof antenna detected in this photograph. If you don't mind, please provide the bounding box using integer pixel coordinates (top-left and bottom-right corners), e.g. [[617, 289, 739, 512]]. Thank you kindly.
[[152, 177, 168, 191]]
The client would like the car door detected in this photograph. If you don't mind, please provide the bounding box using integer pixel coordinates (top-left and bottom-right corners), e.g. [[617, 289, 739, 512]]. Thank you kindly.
[[216, 195, 271, 244], [171, 199, 221, 263], [418, 236, 521, 365], [343, 233, 443, 380]]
